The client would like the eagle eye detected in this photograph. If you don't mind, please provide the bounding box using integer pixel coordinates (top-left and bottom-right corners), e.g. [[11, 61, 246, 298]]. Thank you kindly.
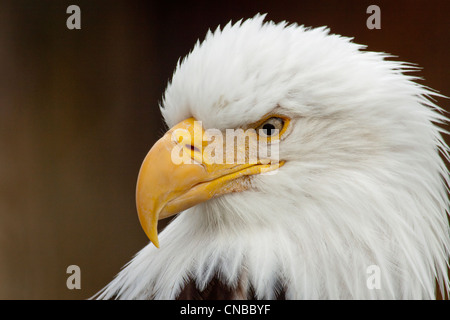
[[257, 117, 286, 138]]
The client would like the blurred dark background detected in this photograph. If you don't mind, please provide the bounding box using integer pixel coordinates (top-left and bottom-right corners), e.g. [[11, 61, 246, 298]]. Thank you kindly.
[[0, 0, 449, 299]]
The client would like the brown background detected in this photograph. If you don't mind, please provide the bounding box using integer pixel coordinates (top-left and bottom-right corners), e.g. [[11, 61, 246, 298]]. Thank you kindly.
[[0, 0, 448, 299]]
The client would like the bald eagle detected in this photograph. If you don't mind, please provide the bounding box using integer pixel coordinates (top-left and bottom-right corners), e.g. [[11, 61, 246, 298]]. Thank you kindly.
[[96, 15, 450, 299]]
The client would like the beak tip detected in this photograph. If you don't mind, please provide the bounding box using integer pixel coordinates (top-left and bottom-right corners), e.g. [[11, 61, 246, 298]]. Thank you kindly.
[[146, 225, 160, 248], [151, 238, 160, 248]]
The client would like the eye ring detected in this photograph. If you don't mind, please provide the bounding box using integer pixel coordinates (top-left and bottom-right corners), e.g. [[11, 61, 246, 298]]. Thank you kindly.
[[256, 117, 286, 138]]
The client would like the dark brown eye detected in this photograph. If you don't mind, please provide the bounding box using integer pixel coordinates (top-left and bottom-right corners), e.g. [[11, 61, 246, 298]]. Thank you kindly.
[[257, 117, 285, 137]]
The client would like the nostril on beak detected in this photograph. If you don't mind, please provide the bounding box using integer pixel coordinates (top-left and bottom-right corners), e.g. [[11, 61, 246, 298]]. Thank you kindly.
[[186, 144, 201, 153]]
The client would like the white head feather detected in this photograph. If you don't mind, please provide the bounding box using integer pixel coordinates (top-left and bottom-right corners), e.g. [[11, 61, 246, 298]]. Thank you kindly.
[[97, 14, 450, 299]]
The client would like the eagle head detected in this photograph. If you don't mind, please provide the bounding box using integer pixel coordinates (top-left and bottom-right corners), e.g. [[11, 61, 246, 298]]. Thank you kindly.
[[97, 14, 450, 300]]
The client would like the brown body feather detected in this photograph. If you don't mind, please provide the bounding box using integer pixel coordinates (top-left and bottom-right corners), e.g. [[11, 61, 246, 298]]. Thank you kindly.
[[176, 276, 286, 300]]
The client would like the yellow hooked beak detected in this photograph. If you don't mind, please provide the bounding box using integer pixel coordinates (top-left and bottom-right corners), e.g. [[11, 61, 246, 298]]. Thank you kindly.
[[136, 117, 283, 247]]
